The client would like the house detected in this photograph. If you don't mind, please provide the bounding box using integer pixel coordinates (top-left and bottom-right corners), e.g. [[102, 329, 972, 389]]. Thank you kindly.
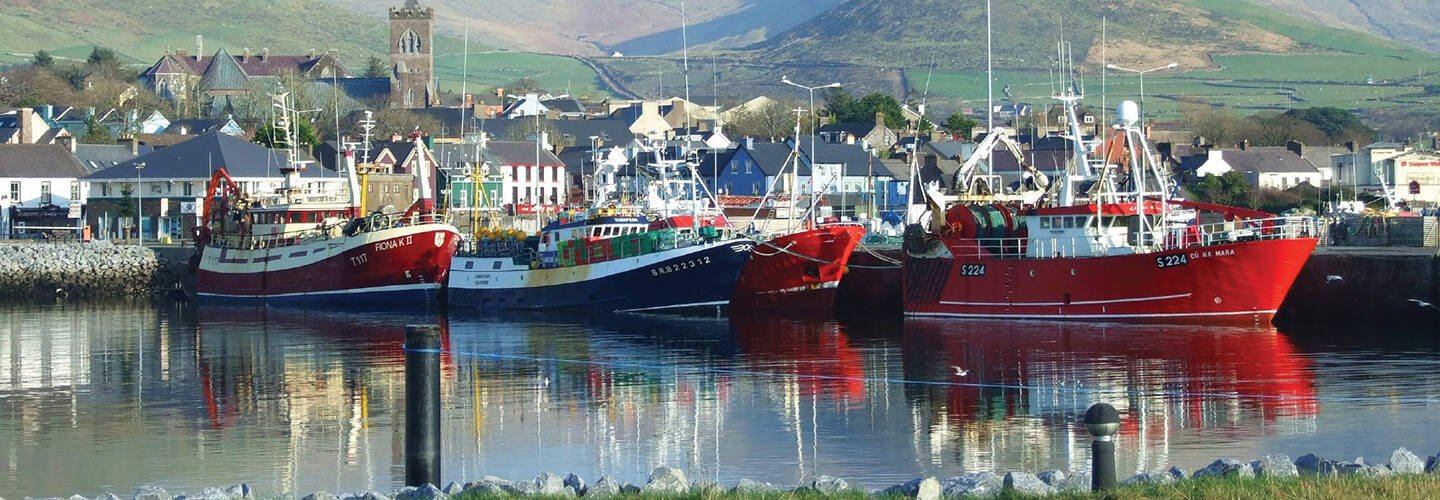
[[816, 112, 898, 150], [796, 138, 892, 219], [500, 93, 550, 119], [1334, 141, 1409, 189], [1190, 145, 1323, 190], [482, 140, 567, 208], [164, 117, 244, 136], [719, 96, 780, 123], [660, 97, 719, 130], [73, 143, 154, 175], [0, 145, 89, 237], [627, 101, 674, 141], [0, 108, 72, 145], [139, 46, 348, 105], [710, 140, 799, 197], [82, 132, 342, 241], [542, 97, 587, 120]]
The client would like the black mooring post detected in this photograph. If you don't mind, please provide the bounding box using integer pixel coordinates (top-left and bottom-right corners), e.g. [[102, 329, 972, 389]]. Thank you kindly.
[[1085, 403, 1120, 492], [405, 325, 441, 487]]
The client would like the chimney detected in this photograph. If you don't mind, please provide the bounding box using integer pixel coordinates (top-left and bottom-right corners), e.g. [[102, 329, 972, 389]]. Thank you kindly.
[[874, 111, 885, 127], [1239, 139, 1249, 151], [1193, 136, 1207, 148], [309, 48, 317, 59], [18, 107, 34, 144], [846, 134, 855, 145], [196, 34, 203, 59], [924, 153, 938, 171], [176, 49, 188, 58], [1286, 140, 1304, 157], [57, 135, 75, 153], [496, 88, 505, 99], [242, 47, 250, 62], [120, 137, 138, 155], [261, 48, 269, 61], [42, 105, 55, 121], [1157, 142, 1173, 161], [1345, 141, 1357, 153], [743, 137, 754, 149]]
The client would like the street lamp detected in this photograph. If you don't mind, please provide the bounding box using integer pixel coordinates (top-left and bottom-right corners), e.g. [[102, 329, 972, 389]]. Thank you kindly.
[[1105, 62, 1178, 124], [135, 162, 146, 245], [781, 77, 841, 221]]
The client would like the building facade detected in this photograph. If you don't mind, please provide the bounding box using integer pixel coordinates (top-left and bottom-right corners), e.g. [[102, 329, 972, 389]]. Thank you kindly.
[[390, 0, 438, 108]]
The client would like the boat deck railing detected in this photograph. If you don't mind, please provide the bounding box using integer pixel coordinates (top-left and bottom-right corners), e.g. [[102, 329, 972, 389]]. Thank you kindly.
[[949, 216, 1318, 259], [209, 213, 448, 251]]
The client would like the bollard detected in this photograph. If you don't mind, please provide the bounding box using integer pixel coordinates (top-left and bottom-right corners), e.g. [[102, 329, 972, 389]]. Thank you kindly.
[[1084, 403, 1120, 492], [405, 325, 442, 487]]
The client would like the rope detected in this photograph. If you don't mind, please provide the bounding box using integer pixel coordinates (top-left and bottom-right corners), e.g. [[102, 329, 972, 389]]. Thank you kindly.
[[400, 346, 1440, 406]]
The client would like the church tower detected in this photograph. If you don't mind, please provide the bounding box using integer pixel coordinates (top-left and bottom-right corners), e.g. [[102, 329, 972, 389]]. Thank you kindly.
[[389, 0, 437, 108]]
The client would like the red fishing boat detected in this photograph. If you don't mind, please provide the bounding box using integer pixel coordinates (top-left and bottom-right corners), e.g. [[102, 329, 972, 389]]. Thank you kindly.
[[904, 95, 1317, 323], [731, 224, 866, 310], [194, 102, 457, 307]]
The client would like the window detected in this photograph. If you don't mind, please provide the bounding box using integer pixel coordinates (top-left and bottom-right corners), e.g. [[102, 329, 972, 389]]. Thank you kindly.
[[751, 182, 760, 194], [40, 182, 51, 204], [183, 182, 193, 196], [8, 182, 18, 202], [1040, 218, 1051, 229], [70, 181, 80, 201], [1063, 217, 1075, 229], [745, 160, 752, 174], [102, 184, 109, 197], [730, 162, 737, 174]]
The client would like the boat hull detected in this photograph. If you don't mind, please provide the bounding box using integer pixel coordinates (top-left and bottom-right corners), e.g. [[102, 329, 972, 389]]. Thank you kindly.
[[904, 237, 1318, 323], [449, 238, 756, 313], [196, 224, 459, 308], [731, 225, 867, 311]]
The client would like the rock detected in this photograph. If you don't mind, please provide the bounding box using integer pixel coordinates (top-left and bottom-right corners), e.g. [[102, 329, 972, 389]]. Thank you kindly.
[[515, 473, 572, 497], [462, 477, 511, 497], [585, 476, 622, 498], [1003, 472, 1054, 496], [1053, 472, 1090, 493], [732, 479, 778, 494], [809, 476, 848, 494], [94, 494, 123, 500], [1194, 458, 1255, 479], [618, 484, 641, 495], [564, 474, 587, 496], [1296, 453, 1342, 476], [1121, 472, 1175, 485], [133, 485, 169, 500], [394, 484, 445, 500], [342, 492, 388, 500], [1035, 471, 1065, 487], [1428, 455, 1439, 473], [1253, 454, 1299, 478], [1390, 448, 1425, 474], [178, 488, 231, 500], [1167, 467, 1189, 481], [69, 495, 89, 500], [222, 485, 250, 500], [879, 477, 940, 500], [300, 492, 339, 500], [643, 466, 688, 493], [941, 472, 1004, 498], [441, 483, 462, 496]]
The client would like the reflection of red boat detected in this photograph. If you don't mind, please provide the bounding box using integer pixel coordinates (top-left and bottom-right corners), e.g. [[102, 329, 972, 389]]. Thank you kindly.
[[730, 315, 867, 400], [903, 320, 1318, 428], [731, 225, 866, 310]]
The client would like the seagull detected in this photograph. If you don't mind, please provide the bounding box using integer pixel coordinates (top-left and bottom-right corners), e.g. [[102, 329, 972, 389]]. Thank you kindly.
[[951, 366, 969, 377], [1326, 275, 1344, 284], [1408, 299, 1438, 310]]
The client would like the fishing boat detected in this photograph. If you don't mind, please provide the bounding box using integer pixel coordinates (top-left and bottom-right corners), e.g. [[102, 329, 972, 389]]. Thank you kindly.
[[904, 75, 1317, 322], [194, 96, 458, 306], [448, 151, 755, 313]]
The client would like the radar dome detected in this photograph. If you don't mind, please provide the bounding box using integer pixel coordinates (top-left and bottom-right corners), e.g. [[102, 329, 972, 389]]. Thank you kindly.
[[1117, 101, 1140, 126]]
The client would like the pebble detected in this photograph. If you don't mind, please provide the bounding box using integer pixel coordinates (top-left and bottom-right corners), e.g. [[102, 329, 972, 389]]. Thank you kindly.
[[1253, 454, 1299, 478], [1389, 448, 1425, 474], [1002, 471, 1053, 495], [1167, 466, 1189, 481], [642, 466, 688, 494], [689, 480, 721, 495], [513, 473, 571, 497]]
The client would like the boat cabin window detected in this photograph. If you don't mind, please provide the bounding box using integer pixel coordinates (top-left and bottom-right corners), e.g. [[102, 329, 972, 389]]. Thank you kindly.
[[1062, 217, 1075, 229]]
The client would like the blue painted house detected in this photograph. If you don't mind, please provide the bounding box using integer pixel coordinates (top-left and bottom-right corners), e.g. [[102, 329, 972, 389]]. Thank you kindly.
[[702, 140, 804, 196]]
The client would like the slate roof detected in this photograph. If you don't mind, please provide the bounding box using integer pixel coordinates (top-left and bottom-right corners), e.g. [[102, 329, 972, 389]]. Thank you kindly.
[[795, 137, 879, 176], [470, 118, 635, 147], [74, 144, 154, 174], [924, 141, 971, 159], [876, 158, 910, 180], [541, 98, 585, 114], [0, 145, 88, 178], [144, 50, 341, 79], [744, 142, 803, 176], [84, 132, 329, 180], [483, 141, 564, 167], [1221, 148, 1320, 174], [817, 122, 878, 139], [319, 77, 391, 103], [165, 119, 228, 135], [199, 48, 251, 92]]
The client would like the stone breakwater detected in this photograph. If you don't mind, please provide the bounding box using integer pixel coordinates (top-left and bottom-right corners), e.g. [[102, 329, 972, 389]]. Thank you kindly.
[[0, 242, 161, 299], [20, 449, 1440, 500]]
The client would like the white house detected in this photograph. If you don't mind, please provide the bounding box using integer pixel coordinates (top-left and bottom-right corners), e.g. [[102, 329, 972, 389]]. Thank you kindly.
[[1193, 146, 1322, 190], [483, 140, 567, 208], [0, 144, 89, 237], [0, 108, 72, 145]]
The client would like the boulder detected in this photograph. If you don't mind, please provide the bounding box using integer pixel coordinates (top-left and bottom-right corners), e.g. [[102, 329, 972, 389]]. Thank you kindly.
[[1252, 454, 1299, 478], [300, 492, 339, 500], [342, 492, 389, 500], [689, 480, 721, 495], [177, 488, 230, 500], [809, 476, 848, 494], [394, 484, 444, 500], [441, 483, 462, 496], [1053, 472, 1090, 493], [1035, 471, 1065, 487], [462, 478, 510, 497], [878, 477, 940, 500], [133, 486, 169, 500], [1002, 472, 1054, 496], [643, 467, 688, 494], [564, 474, 586, 496], [515, 473, 572, 497], [618, 485, 641, 495], [94, 494, 123, 500], [222, 485, 250, 500], [584, 476, 622, 498], [1390, 448, 1425, 474], [1194, 458, 1255, 479], [940, 472, 1003, 498], [1167, 466, 1189, 481], [1296, 453, 1341, 476], [1428, 455, 1439, 473], [1121, 472, 1175, 485], [732, 479, 778, 494], [70, 495, 91, 500]]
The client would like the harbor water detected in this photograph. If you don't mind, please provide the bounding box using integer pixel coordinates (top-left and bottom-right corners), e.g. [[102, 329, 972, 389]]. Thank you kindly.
[[1, 300, 1438, 496]]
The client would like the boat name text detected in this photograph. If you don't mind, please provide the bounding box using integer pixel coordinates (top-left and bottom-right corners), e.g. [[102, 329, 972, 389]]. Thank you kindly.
[[375, 235, 414, 253], [652, 256, 712, 276]]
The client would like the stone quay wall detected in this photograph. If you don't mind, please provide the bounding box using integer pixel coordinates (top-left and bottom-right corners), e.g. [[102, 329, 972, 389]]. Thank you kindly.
[[0, 241, 170, 299]]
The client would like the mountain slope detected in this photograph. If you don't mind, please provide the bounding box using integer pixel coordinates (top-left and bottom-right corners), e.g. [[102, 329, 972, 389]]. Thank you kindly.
[[1251, 0, 1440, 53]]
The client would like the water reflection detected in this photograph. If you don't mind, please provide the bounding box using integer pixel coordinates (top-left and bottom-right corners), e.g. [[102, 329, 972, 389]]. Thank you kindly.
[[0, 302, 1437, 497]]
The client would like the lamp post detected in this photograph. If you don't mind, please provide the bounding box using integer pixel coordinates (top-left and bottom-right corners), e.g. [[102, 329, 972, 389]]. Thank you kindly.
[[1084, 403, 1121, 492], [782, 77, 841, 222], [135, 162, 146, 245], [1105, 62, 1178, 125]]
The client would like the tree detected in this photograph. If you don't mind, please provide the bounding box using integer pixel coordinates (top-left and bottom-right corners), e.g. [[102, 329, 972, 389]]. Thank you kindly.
[[32, 50, 53, 68], [1282, 107, 1376, 145], [362, 56, 389, 78], [363, 108, 443, 138], [87, 47, 117, 67], [118, 185, 135, 219], [943, 113, 978, 139], [252, 119, 321, 149], [79, 115, 114, 144], [825, 90, 907, 129], [724, 100, 803, 139]]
